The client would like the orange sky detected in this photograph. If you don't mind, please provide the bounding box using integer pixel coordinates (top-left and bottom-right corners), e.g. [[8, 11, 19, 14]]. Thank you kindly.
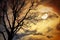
[[43, 0, 60, 14]]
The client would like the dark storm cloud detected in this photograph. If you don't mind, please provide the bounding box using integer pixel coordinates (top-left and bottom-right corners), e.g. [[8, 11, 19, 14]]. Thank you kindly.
[[50, 0, 60, 9], [41, 0, 60, 14], [50, 0, 60, 14]]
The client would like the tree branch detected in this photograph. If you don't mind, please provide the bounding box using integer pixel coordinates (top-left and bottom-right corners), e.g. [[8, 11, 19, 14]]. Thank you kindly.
[[2, 13, 10, 35], [17, 0, 25, 13], [14, 2, 34, 33], [11, 0, 25, 33], [5, 11, 11, 29], [0, 31, 6, 40]]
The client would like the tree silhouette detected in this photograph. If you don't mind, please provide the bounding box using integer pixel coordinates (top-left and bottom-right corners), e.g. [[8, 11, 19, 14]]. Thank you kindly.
[[0, 0, 34, 40]]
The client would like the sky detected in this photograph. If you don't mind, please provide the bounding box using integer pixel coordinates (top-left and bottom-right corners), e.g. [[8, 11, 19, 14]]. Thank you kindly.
[[0, 0, 60, 40], [43, 0, 60, 14]]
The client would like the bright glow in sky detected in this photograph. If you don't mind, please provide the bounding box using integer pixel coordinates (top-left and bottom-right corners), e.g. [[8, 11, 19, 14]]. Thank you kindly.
[[41, 13, 48, 19]]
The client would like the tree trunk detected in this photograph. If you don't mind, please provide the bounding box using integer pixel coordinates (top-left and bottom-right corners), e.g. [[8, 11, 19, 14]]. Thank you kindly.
[[8, 36, 13, 40], [8, 33, 14, 40]]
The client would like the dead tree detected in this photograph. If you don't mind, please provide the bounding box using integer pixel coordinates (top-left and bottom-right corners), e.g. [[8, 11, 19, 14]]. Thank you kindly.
[[0, 0, 34, 40]]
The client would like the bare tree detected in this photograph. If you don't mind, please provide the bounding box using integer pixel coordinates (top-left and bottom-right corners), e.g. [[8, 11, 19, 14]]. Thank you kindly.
[[0, 0, 34, 40]]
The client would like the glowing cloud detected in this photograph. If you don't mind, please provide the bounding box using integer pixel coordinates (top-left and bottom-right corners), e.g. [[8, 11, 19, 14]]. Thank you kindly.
[[41, 13, 48, 19]]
